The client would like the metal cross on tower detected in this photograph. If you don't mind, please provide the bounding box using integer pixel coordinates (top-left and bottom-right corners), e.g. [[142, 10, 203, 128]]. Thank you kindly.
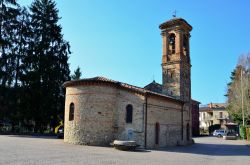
[[172, 10, 177, 17]]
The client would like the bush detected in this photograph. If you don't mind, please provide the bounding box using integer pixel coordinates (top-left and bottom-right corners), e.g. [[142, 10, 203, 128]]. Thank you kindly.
[[239, 125, 246, 139]]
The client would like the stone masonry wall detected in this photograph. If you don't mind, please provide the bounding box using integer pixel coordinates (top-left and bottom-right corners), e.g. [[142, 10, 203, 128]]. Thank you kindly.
[[64, 84, 146, 146], [146, 97, 183, 148], [64, 85, 117, 146], [115, 90, 145, 147], [64, 83, 191, 148]]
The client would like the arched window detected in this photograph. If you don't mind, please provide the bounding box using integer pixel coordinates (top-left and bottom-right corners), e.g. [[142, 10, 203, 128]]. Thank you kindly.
[[126, 104, 133, 123], [183, 34, 188, 55], [168, 33, 175, 54], [170, 71, 174, 78], [69, 102, 74, 121], [167, 69, 175, 82]]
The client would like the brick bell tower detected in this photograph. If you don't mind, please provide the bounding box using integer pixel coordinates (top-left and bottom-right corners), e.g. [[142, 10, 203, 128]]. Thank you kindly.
[[159, 18, 192, 102]]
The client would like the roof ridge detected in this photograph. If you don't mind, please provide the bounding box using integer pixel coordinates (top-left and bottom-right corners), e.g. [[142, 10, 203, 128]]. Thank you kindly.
[[80, 76, 118, 83], [63, 76, 183, 103]]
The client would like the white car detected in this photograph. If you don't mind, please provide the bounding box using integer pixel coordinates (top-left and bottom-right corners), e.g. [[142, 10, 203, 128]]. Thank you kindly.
[[213, 129, 227, 137]]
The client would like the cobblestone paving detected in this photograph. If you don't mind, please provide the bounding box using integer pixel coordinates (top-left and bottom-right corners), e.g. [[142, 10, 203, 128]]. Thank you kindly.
[[0, 135, 249, 165]]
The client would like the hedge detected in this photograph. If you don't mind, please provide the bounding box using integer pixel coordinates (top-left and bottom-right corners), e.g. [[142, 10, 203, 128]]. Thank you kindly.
[[240, 125, 250, 141], [240, 125, 246, 139]]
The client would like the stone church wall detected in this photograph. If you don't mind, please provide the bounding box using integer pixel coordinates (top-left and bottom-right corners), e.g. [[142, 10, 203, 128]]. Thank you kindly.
[[64, 84, 146, 146], [146, 97, 182, 148], [64, 85, 117, 145], [64, 83, 192, 148], [115, 90, 145, 147]]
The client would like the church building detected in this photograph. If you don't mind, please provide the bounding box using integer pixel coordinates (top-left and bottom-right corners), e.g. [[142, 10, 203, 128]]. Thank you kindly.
[[63, 17, 197, 148]]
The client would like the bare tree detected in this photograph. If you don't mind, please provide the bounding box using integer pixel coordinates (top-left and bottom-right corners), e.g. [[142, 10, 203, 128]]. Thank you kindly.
[[226, 53, 250, 124]]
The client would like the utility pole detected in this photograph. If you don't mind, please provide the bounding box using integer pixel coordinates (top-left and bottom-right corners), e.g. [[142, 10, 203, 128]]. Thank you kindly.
[[241, 67, 245, 127]]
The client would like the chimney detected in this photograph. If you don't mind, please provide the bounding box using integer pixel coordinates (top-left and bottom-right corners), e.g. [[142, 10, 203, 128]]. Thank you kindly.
[[209, 102, 213, 108]]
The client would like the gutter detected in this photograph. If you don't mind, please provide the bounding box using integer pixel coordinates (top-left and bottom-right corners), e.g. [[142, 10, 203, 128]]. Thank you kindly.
[[144, 93, 148, 149]]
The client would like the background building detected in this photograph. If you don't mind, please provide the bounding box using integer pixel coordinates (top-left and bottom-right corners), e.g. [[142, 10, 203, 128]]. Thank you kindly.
[[199, 103, 231, 131]]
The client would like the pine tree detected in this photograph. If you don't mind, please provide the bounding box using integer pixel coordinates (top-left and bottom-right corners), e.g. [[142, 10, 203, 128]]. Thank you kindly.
[[0, 0, 19, 86], [13, 7, 34, 128], [0, 0, 71, 132], [22, 0, 71, 132], [0, 0, 21, 125], [71, 66, 82, 80]]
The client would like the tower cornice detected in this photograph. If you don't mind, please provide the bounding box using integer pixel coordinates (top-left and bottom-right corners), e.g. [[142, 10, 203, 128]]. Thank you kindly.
[[159, 18, 192, 32]]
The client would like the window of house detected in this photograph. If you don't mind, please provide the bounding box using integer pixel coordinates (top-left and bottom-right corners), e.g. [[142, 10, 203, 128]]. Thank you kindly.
[[69, 102, 75, 121], [126, 104, 133, 123], [168, 33, 175, 54], [219, 112, 223, 118]]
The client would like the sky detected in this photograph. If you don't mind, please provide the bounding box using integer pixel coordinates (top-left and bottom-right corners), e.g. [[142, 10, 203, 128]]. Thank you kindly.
[[18, 0, 250, 105]]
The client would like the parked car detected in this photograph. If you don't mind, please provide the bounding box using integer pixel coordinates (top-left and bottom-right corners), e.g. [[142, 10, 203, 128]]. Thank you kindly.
[[213, 129, 227, 137], [223, 131, 239, 140], [57, 126, 64, 139]]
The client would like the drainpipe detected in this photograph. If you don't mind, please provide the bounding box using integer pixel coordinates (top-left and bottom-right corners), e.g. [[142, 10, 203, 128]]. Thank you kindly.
[[181, 103, 184, 140], [144, 93, 148, 148]]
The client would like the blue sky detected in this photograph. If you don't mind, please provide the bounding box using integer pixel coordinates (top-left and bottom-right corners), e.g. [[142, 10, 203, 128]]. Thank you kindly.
[[18, 0, 250, 105]]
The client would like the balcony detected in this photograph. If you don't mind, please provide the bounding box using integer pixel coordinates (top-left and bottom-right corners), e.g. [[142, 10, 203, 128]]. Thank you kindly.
[[214, 115, 229, 120]]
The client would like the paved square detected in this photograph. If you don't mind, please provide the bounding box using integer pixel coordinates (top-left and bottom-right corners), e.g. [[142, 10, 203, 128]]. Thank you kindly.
[[0, 135, 249, 165]]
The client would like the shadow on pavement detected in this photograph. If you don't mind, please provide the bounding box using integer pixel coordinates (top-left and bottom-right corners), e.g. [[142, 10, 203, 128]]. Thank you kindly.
[[121, 148, 151, 153], [161, 142, 250, 156], [6, 135, 58, 139]]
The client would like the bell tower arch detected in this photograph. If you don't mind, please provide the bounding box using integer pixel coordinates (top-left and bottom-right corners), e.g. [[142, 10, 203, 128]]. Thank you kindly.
[[159, 18, 192, 102]]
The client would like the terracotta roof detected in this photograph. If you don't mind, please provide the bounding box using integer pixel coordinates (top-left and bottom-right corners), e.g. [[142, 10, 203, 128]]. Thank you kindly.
[[144, 80, 162, 94], [199, 106, 226, 112], [199, 107, 213, 112], [82, 76, 117, 83], [159, 17, 192, 31], [63, 76, 183, 104], [200, 103, 227, 111], [144, 80, 162, 88]]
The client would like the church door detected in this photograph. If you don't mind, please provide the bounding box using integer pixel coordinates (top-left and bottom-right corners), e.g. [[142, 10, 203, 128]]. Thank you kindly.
[[155, 122, 160, 145], [186, 123, 190, 141]]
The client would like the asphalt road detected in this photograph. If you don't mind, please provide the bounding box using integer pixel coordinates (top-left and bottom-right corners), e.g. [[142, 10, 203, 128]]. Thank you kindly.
[[0, 135, 249, 165]]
